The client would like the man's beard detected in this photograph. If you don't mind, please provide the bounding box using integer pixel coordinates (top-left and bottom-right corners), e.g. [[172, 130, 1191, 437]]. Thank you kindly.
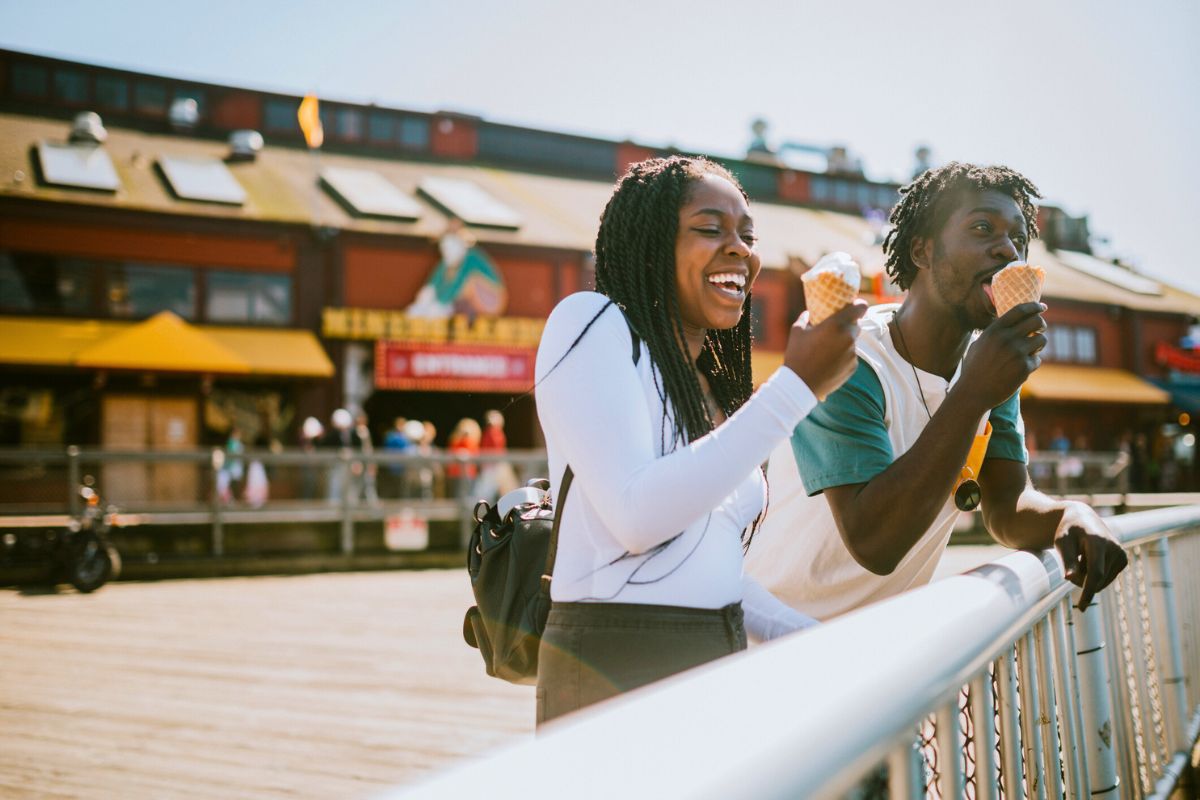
[[930, 245, 990, 331]]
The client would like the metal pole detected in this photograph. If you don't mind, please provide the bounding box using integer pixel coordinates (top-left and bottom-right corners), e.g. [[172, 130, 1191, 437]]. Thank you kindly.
[[1017, 630, 1048, 800], [210, 447, 224, 557], [1075, 589, 1120, 797], [1051, 599, 1089, 797], [1146, 536, 1189, 749], [1034, 618, 1065, 800], [886, 738, 923, 799], [971, 671, 999, 800], [936, 698, 964, 800], [996, 648, 1026, 800], [67, 445, 81, 517], [340, 448, 354, 555]]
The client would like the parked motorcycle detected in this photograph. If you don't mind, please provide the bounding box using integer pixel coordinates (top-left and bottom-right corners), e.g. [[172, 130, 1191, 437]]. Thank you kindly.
[[0, 478, 122, 593]]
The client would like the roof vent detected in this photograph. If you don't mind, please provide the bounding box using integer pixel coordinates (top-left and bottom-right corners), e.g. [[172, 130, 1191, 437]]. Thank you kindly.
[[227, 130, 264, 162], [69, 111, 107, 145], [168, 97, 199, 131]]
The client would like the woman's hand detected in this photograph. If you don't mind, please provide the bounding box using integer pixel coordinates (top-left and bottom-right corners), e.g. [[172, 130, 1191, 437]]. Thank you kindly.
[[784, 301, 867, 399]]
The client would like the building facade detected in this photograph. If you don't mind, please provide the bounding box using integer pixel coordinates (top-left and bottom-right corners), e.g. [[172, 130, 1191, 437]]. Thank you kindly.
[[1, 47, 1197, 491]]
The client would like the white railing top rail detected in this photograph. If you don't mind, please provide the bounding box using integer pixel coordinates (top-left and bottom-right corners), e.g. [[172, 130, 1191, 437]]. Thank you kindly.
[[386, 505, 1200, 800]]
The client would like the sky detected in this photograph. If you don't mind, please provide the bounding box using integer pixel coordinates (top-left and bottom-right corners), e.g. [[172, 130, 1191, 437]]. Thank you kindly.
[[2, 0, 1198, 292]]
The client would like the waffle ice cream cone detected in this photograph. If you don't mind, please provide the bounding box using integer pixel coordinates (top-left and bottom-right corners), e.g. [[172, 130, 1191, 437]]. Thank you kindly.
[[803, 252, 860, 324], [991, 262, 1046, 316]]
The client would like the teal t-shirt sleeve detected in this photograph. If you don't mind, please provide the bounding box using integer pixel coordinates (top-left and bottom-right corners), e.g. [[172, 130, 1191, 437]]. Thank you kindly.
[[790, 357, 893, 497], [985, 390, 1028, 463]]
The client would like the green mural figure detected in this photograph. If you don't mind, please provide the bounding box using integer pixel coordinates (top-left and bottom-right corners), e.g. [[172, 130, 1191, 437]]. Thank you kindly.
[[407, 220, 507, 319]]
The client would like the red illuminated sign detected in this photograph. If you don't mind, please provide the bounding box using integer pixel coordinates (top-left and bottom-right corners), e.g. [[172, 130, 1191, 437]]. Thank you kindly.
[[375, 341, 536, 392]]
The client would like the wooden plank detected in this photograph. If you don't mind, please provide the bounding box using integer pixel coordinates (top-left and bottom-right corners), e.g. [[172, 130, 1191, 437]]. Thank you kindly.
[[0, 570, 532, 798]]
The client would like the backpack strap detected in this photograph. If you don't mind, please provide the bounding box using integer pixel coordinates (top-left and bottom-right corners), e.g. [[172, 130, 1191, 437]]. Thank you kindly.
[[542, 303, 640, 586], [542, 465, 573, 582]]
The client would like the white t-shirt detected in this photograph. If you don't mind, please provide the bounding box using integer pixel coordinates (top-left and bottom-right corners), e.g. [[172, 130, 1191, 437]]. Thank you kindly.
[[535, 292, 819, 639], [744, 304, 1027, 621]]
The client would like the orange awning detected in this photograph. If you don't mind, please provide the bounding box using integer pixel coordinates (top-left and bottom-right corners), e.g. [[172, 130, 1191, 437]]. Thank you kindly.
[[1021, 364, 1170, 405]]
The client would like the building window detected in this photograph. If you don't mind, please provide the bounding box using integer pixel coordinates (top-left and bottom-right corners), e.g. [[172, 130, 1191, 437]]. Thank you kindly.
[[368, 112, 395, 143], [107, 263, 196, 319], [1044, 324, 1098, 365], [11, 62, 49, 98], [810, 176, 830, 202], [1074, 327, 1097, 363], [336, 109, 363, 141], [264, 98, 297, 132], [53, 69, 89, 104], [134, 82, 167, 113], [95, 75, 130, 110], [398, 117, 430, 149], [0, 252, 94, 313], [206, 272, 292, 325]]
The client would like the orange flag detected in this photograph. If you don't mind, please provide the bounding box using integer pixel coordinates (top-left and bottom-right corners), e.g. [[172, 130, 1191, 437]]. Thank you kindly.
[[297, 94, 324, 149]]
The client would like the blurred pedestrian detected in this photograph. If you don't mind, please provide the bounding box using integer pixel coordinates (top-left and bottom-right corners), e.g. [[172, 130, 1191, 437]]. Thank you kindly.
[[299, 416, 324, 500], [477, 409, 517, 501], [244, 433, 270, 508], [382, 416, 411, 498], [446, 417, 481, 498], [323, 408, 356, 502], [355, 411, 379, 504], [218, 425, 245, 504]]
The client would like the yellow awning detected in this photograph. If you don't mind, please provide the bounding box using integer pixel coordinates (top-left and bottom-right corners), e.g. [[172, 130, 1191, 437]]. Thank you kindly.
[[1021, 364, 1170, 405], [206, 326, 334, 377], [0, 317, 125, 366], [752, 350, 785, 387], [76, 312, 251, 373], [0, 314, 332, 378]]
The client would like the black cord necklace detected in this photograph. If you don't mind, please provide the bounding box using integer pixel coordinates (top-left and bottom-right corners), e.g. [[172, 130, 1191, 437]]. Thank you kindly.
[[891, 309, 984, 511], [891, 309, 934, 420]]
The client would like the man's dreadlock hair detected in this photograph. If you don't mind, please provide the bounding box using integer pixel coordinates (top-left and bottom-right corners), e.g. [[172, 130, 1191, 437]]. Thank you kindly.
[[594, 155, 755, 449], [883, 162, 1043, 291]]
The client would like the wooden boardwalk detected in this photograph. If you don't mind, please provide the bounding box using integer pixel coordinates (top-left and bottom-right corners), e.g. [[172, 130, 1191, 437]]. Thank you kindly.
[[0, 570, 532, 799], [0, 546, 1005, 799]]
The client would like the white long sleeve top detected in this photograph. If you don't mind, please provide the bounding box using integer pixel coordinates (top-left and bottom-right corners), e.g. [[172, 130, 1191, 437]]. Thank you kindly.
[[534, 292, 820, 640]]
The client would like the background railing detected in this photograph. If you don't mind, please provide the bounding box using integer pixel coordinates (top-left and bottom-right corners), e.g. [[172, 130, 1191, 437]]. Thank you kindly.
[[0, 447, 549, 554], [387, 506, 1200, 800]]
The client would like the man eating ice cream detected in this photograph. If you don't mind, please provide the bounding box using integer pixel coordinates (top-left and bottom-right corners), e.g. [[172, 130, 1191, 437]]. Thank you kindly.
[[746, 162, 1127, 622]]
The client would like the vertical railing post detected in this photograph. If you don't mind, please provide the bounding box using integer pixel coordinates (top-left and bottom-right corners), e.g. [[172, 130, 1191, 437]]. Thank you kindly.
[[458, 457, 473, 550], [971, 671, 999, 800], [1035, 619, 1065, 800], [936, 698, 964, 799], [67, 445, 81, 517], [1074, 592, 1120, 796], [210, 448, 224, 557], [1017, 631, 1048, 800], [996, 647, 1026, 800], [1146, 535, 1189, 749], [340, 448, 354, 555], [887, 737, 924, 799], [1052, 600, 1090, 797]]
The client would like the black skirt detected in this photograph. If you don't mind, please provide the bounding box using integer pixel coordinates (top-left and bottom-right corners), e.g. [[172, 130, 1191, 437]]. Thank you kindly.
[[536, 600, 746, 727]]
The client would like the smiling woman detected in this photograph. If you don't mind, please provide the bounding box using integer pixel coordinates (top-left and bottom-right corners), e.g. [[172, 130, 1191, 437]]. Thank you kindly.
[[531, 156, 864, 724]]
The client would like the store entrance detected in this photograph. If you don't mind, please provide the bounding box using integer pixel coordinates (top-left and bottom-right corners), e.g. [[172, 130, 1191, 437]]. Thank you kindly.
[[363, 391, 539, 449], [101, 394, 198, 505]]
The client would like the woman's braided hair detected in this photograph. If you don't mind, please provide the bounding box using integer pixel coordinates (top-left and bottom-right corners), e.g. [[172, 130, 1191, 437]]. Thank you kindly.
[[883, 162, 1043, 290], [594, 155, 756, 449]]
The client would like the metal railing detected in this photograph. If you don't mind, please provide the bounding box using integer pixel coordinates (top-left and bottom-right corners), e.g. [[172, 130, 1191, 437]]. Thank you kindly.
[[0, 447, 549, 553], [387, 506, 1200, 800], [1028, 451, 1129, 495]]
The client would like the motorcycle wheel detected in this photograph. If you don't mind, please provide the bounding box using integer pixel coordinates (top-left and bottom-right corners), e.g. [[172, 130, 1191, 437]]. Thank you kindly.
[[67, 532, 114, 593]]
